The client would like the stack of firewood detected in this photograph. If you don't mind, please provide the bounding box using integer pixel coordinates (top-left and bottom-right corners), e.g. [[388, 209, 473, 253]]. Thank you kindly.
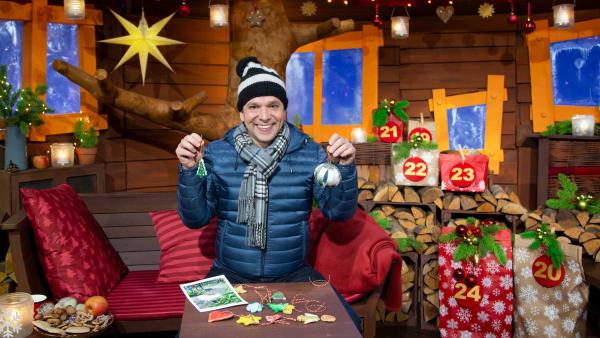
[[440, 184, 527, 215], [421, 256, 439, 326], [376, 257, 416, 323], [521, 208, 600, 262]]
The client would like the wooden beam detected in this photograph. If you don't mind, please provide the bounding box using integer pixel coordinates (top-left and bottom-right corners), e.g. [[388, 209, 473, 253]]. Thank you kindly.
[[0, 1, 31, 21]]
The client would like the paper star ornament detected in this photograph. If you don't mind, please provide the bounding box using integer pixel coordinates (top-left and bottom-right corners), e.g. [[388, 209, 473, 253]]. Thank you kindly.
[[236, 314, 261, 326], [478, 2, 495, 18], [99, 9, 184, 84]]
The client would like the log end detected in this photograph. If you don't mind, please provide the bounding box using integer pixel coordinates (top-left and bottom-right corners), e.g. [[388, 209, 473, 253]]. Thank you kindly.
[[95, 69, 108, 81], [52, 59, 67, 73]]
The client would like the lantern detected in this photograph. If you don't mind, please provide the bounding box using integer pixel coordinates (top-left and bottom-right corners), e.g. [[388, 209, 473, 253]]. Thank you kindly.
[[50, 143, 75, 167], [64, 0, 85, 20], [553, 3, 575, 29], [391, 16, 410, 39], [571, 115, 595, 136], [0, 292, 34, 338], [209, 3, 229, 28], [314, 163, 341, 187]]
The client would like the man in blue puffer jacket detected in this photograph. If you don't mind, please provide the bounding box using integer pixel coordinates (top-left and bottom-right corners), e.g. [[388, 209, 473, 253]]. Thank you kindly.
[[176, 56, 360, 329]]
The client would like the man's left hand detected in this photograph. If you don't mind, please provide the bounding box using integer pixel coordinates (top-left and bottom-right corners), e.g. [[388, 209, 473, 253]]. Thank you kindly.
[[327, 133, 356, 165]]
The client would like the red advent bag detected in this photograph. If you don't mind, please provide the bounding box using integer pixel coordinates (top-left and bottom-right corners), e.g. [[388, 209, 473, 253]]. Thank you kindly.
[[438, 226, 513, 338], [440, 153, 489, 193]]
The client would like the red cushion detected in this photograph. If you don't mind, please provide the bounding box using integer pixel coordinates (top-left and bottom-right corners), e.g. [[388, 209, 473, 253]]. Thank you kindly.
[[20, 184, 127, 301], [107, 270, 185, 320], [150, 210, 216, 283]]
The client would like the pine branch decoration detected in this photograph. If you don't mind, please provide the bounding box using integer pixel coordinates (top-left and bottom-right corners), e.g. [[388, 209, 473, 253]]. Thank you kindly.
[[392, 134, 438, 163], [396, 238, 424, 253], [519, 223, 565, 268]]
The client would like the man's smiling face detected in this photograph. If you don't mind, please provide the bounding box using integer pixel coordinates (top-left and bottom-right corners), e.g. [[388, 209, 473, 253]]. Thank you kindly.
[[240, 96, 287, 148]]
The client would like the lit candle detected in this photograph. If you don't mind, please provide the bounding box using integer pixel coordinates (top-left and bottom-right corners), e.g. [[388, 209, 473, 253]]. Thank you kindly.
[[64, 0, 86, 20], [391, 16, 410, 39], [0, 292, 34, 338], [209, 4, 229, 28], [571, 115, 595, 136], [351, 128, 368, 143], [50, 143, 75, 167], [553, 3, 575, 29]]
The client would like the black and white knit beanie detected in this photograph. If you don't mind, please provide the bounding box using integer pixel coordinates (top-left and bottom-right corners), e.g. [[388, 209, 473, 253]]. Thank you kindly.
[[236, 56, 288, 112]]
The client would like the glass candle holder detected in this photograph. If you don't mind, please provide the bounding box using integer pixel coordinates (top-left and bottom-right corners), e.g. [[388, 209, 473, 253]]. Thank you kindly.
[[553, 3, 575, 29], [50, 143, 75, 167], [391, 16, 410, 39], [571, 115, 595, 136], [64, 0, 86, 20], [0, 292, 34, 338], [351, 128, 367, 143], [209, 4, 229, 28]]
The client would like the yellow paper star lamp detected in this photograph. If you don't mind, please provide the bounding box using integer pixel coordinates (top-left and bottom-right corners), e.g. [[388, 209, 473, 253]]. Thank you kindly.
[[99, 9, 184, 84], [478, 2, 495, 19], [236, 314, 261, 326]]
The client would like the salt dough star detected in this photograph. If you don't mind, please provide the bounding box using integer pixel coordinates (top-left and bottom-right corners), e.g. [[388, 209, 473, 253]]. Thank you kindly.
[[283, 304, 295, 314], [236, 314, 261, 326]]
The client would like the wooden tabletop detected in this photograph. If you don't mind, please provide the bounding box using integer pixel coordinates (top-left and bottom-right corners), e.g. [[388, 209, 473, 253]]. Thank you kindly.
[[179, 282, 362, 338]]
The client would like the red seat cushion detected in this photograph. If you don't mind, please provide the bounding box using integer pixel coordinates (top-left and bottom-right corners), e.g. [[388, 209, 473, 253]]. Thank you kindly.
[[150, 210, 216, 283], [107, 270, 185, 320], [20, 184, 127, 301]]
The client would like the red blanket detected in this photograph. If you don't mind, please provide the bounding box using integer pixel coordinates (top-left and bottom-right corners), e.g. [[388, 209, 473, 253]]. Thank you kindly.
[[309, 208, 403, 311]]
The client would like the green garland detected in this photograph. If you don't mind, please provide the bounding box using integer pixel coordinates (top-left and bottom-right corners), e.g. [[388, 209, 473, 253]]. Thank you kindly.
[[546, 173, 600, 214], [396, 238, 425, 253], [373, 99, 409, 127], [439, 217, 508, 264], [370, 211, 391, 230], [519, 223, 565, 269], [392, 134, 438, 163], [540, 121, 572, 136]]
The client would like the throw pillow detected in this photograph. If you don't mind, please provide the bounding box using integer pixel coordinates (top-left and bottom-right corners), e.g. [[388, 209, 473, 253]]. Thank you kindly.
[[20, 184, 128, 301], [150, 210, 216, 283]]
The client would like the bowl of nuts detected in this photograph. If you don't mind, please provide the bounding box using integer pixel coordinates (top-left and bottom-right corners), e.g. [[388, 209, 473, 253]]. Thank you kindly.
[[31, 296, 113, 337]]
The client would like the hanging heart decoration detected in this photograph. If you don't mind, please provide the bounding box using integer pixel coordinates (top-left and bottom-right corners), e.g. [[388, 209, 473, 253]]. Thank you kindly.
[[436, 6, 454, 24]]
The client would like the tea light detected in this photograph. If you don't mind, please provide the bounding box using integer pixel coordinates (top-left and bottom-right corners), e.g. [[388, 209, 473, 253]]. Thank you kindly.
[[64, 0, 86, 20], [350, 128, 367, 143], [50, 143, 75, 167], [0, 292, 34, 338], [571, 115, 595, 136]]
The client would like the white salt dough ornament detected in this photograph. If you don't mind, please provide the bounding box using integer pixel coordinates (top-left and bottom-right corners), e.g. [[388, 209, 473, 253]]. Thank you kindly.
[[314, 163, 341, 187]]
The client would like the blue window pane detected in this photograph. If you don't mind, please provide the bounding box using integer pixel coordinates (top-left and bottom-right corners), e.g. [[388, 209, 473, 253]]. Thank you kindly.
[[46, 23, 79, 114], [447, 104, 486, 150], [0, 20, 23, 89], [286, 52, 314, 125], [551, 36, 600, 107], [322, 49, 362, 125]]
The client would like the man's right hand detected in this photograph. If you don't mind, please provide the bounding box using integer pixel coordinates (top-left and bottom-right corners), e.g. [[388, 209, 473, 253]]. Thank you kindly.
[[176, 133, 204, 169]]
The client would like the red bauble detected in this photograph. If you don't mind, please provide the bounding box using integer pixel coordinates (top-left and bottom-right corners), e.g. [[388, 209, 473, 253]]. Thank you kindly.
[[465, 274, 477, 287], [179, 4, 191, 16], [456, 225, 467, 237], [507, 13, 518, 25], [522, 20, 536, 34], [453, 268, 465, 281], [373, 16, 383, 28], [480, 218, 495, 226], [472, 227, 482, 238]]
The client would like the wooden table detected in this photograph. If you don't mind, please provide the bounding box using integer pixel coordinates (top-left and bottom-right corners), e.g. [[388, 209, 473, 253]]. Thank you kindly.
[[179, 282, 362, 338]]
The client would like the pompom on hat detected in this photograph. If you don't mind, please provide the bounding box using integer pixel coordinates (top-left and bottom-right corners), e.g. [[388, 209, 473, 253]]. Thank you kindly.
[[236, 56, 288, 112]]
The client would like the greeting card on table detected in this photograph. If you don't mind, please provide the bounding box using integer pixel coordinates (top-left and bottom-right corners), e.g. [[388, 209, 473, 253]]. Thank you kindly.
[[180, 275, 247, 312]]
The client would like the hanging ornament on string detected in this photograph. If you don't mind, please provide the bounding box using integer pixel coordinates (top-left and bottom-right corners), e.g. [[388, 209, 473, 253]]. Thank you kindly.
[[179, 0, 191, 16], [372, 1, 383, 28], [247, 0, 266, 27], [521, 0, 536, 34], [507, 0, 518, 25], [435, 4, 454, 24], [301, 1, 317, 17], [314, 154, 341, 188], [478, 2, 495, 19]]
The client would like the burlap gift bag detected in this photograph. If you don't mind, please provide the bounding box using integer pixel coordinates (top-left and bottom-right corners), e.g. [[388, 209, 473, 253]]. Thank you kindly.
[[514, 232, 589, 338]]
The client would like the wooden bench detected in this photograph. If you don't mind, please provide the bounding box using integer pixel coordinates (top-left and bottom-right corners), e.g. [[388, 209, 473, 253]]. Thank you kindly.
[[1, 192, 390, 338]]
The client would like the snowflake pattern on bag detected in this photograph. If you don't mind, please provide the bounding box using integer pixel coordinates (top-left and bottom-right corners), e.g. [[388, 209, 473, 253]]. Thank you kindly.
[[438, 228, 513, 338], [513, 238, 589, 338]]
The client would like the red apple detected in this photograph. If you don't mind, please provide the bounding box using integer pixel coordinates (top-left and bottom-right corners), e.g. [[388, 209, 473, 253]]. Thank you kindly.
[[84, 296, 109, 316], [32, 155, 49, 169]]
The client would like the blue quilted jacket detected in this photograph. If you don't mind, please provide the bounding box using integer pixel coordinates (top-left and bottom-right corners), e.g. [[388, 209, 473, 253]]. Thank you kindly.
[[177, 123, 358, 278]]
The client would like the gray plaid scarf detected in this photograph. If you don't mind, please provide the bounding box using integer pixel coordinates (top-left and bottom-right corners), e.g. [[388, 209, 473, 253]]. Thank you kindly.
[[233, 123, 290, 249]]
